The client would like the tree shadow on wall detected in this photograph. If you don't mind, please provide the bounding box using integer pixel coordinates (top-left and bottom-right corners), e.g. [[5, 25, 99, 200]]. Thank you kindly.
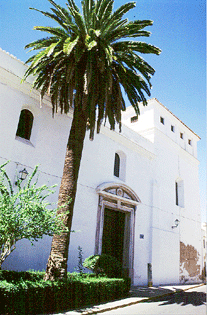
[[151, 289, 207, 307]]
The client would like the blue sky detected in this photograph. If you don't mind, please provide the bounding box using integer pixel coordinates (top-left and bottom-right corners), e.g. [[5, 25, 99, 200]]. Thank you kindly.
[[0, 0, 206, 220]]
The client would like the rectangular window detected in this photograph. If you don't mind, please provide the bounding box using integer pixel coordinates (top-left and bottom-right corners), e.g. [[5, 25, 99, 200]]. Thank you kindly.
[[160, 117, 164, 125], [180, 132, 183, 139], [131, 115, 138, 123], [175, 180, 184, 207], [188, 139, 192, 145], [114, 153, 120, 178], [175, 182, 179, 206], [203, 239, 206, 248], [171, 125, 175, 132]]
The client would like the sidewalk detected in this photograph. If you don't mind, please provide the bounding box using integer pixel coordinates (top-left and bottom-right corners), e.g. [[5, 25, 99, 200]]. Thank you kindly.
[[53, 283, 205, 315]]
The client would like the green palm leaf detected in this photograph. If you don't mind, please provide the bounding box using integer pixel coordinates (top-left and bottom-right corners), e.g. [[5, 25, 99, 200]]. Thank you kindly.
[[67, 0, 80, 13], [97, 0, 114, 22], [29, 8, 69, 31], [101, 2, 136, 33], [25, 37, 59, 52], [34, 26, 68, 38], [69, 7, 87, 37], [63, 36, 79, 54]]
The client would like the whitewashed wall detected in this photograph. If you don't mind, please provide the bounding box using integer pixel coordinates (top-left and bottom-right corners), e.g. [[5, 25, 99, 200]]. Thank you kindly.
[[123, 100, 201, 284], [0, 48, 202, 285]]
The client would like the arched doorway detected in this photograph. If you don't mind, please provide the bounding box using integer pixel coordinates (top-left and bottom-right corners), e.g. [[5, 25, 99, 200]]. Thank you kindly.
[[95, 183, 140, 281]]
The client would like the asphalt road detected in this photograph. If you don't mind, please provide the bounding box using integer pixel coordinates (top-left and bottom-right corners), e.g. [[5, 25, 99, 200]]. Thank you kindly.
[[101, 285, 207, 315]]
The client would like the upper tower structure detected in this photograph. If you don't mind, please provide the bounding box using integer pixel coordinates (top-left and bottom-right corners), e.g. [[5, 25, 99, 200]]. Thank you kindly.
[[122, 98, 200, 159]]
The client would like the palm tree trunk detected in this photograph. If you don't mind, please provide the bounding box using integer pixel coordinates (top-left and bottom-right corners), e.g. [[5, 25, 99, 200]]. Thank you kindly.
[[44, 107, 87, 281]]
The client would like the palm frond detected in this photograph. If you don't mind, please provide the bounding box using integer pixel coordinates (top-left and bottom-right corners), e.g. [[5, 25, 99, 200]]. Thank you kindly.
[[101, 2, 135, 33], [82, 0, 95, 30], [29, 8, 70, 31], [34, 26, 68, 38], [67, 0, 80, 13], [25, 37, 59, 52], [69, 7, 87, 38], [97, 0, 113, 22], [63, 36, 79, 54]]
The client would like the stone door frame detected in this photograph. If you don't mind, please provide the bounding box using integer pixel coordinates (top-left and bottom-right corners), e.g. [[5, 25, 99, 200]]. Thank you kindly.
[[95, 182, 140, 282]]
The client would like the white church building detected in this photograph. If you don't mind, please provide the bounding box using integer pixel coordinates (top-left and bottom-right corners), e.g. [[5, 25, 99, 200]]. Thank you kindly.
[[0, 48, 203, 286]]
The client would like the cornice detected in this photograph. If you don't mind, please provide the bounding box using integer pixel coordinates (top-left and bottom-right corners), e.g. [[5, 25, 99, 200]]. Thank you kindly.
[[0, 66, 52, 107], [150, 98, 200, 140], [100, 124, 156, 160]]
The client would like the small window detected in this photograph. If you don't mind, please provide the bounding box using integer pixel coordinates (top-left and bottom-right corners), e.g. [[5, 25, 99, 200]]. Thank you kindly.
[[171, 125, 175, 132], [16, 109, 34, 140], [203, 239, 206, 248], [175, 182, 179, 206], [188, 139, 192, 146], [114, 153, 120, 178], [131, 115, 138, 123], [160, 117, 164, 125], [180, 132, 183, 139], [113, 151, 126, 181], [175, 180, 184, 207]]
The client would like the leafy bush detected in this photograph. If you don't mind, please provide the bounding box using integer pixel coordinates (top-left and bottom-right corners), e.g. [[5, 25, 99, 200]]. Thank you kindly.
[[0, 161, 68, 268], [0, 270, 130, 314], [83, 254, 123, 278], [0, 270, 44, 282]]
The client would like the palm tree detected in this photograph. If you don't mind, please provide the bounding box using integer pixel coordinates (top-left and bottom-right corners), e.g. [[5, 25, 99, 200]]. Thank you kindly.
[[24, 0, 161, 281]]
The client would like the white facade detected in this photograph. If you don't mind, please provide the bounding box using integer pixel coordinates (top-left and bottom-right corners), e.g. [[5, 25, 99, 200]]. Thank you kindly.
[[201, 223, 207, 280], [0, 48, 203, 285]]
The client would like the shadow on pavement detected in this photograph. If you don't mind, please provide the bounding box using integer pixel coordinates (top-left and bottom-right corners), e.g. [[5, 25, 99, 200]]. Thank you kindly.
[[130, 286, 173, 298], [148, 289, 207, 307]]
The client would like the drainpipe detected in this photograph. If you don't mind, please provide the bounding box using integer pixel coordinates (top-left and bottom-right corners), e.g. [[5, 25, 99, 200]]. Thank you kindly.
[[148, 179, 158, 287]]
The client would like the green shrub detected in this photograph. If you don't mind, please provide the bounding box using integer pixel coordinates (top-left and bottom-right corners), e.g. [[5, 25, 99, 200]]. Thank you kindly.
[[0, 270, 130, 314], [0, 270, 44, 282], [0, 162, 68, 269], [83, 254, 123, 278]]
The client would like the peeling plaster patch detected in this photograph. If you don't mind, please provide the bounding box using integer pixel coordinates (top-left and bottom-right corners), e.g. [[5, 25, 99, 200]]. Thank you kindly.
[[180, 241, 200, 281]]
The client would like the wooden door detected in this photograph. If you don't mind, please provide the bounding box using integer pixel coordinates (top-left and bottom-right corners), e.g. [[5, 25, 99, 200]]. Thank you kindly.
[[102, 208, 125, 264]]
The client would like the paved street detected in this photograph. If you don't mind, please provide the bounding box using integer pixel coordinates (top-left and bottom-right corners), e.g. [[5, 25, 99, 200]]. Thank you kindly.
[[101, 285, 207, 315]]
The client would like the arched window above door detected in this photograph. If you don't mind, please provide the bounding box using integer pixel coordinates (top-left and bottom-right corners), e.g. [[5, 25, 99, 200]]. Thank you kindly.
[[114, 153, 120, 177], [113, 151, 126, 181]]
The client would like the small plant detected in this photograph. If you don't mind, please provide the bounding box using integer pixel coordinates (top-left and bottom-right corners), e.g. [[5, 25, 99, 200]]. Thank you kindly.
[[83, 254, 123, 278]]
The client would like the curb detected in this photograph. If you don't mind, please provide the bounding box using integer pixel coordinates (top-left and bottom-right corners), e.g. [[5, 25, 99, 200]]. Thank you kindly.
[[79, 283, 205, 314]]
